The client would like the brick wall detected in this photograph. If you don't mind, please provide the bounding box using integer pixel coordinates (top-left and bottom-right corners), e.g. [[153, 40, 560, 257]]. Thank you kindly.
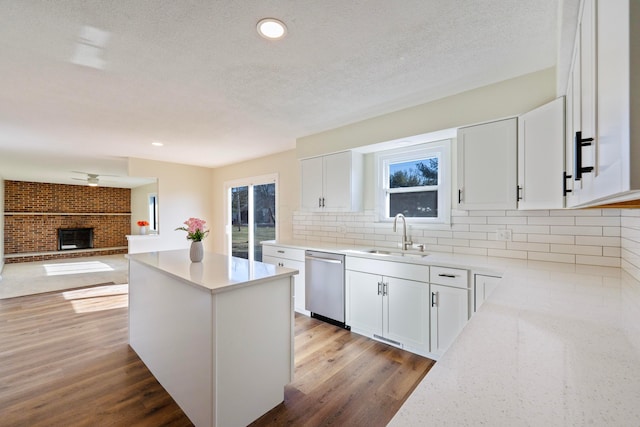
[[4, 181, 131, 263]]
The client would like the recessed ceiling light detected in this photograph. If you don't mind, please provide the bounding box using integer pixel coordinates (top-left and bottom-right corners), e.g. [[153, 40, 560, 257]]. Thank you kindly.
[[257, 18, 287, 40], [151, 141, 164, 147]]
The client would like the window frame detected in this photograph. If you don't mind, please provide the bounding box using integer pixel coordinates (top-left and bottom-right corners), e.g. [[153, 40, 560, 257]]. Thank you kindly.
[[375, 139, 451, 224]]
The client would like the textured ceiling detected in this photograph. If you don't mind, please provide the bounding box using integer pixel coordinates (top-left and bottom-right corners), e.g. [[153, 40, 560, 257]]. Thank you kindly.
[[0, 0, 569, 186]]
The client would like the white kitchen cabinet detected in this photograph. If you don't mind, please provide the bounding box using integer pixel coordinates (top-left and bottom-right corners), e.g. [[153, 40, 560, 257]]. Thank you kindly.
[[457, 118, 518, 210], [346, 257, 430, 356], [563, 0, 640, 206], [429, 266, 470, 358], [300, 151, 363, 212], [517, 97, 565, 209], [263, 245, 308, 316], [474, 274, 501, 312]]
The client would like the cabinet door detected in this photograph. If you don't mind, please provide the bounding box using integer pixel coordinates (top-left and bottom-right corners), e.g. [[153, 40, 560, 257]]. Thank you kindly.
[[384, 277, 429, 354], [474, 274, 501, 312], [300, 156, 324, 211], [430, 284, 470, 358], [578, 0, 597, 196], [517, 97, 565, 209], [346, 270, 382, 335], [322, 151, 353, 211], [263, 256, 308, 315], [564, 55, 582, 207], [457, 118, 517, 210], [590, 0, 632, 200]]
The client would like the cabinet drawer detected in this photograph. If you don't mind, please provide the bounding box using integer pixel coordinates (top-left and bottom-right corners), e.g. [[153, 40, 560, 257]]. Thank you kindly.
[[430, 266, 469, 288], [262, 245, 305, 262], [346, 256, 429, 282]]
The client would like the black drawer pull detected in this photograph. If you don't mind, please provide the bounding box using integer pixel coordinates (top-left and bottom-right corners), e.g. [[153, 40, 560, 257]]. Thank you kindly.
[[277, 250, 285, 254], [438, 273, 456, 278]]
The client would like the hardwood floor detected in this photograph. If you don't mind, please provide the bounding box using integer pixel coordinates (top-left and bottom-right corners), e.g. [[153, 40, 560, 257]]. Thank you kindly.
[[0, 285, 434, 426]]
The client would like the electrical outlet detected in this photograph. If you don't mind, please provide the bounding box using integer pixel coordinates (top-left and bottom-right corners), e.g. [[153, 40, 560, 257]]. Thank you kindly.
[[496, 229, 512, 241]]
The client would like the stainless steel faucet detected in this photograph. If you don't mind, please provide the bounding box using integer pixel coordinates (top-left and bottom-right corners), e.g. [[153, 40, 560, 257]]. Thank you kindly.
[[393, 213, 413, 250]]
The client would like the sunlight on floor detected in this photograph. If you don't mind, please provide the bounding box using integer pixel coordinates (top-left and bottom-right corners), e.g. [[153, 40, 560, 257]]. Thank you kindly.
[[63, 284, 128, 313], [43, 261, 115, 276]]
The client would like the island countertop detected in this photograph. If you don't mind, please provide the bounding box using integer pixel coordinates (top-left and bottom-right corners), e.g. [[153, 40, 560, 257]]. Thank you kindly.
[[128, 249, 298, 294]]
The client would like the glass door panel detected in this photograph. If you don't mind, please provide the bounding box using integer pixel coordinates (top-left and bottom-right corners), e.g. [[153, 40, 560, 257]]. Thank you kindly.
[[253, 183, 276, 262], [231, 186, 249, 259]]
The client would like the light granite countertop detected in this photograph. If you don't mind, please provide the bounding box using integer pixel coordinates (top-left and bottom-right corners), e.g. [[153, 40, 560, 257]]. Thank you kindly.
[[128, 249, 298, 294], [264, 239, 640, 425]]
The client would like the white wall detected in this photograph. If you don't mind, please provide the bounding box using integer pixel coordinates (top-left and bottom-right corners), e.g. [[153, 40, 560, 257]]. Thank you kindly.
[[0, 177, 4, 276], [131, 181, 158, 234], [128, 158, 213, 252], [297, 68, 556, 159], [210, 150, 298, 254]]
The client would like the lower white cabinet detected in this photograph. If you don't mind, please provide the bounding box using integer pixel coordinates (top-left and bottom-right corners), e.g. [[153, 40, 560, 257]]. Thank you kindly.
[[429, 284, 469, 358], [474, 274, 501, 312], [429, 266, 470, 358], [346, 258, 430, 356], [263, 245, 308, 316]]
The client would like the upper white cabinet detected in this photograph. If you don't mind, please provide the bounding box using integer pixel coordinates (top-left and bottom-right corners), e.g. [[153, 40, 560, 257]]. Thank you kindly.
[[457, 118, 518, 210], [300, 151, 363, 212], [517, 97, 565, 209], [564, 0, 640, 206]]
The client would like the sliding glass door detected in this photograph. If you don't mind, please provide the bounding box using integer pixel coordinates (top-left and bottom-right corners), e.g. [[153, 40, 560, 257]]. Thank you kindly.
[[228, 175, 276, 261]]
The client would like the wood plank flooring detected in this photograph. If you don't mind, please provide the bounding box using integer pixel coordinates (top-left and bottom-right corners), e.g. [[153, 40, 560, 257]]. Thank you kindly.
[[0, 285, 434, 426]]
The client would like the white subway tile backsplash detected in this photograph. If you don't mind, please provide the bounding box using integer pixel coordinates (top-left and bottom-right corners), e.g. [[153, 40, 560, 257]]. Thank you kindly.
[[528, 252, 575, 263], [604, 227, 621, 237], [487, 249, 527, 259], [576, 216, 621, 226], [507, 210, 550, 217], [487, 216, 528, 225], [507, 241, 550, 252], [527, 234, 575, 244], [575, 236, 620, 246], [550, 244, 602, 256], [292, 207, 633, 271], [603, 247, 621, 257], [527, 216, 575, 226], [470, 240, 507, 249], [550, 226, 602, 236], [454, 246, 488, 256], [576, 255, 620, 267]]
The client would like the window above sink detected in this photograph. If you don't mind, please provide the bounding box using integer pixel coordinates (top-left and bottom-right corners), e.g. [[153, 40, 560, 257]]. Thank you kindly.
[[375, 139, 452, 225]]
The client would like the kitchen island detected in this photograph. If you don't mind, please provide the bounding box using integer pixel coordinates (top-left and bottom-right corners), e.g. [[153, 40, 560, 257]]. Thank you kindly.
[[128, 250, 297, 427]]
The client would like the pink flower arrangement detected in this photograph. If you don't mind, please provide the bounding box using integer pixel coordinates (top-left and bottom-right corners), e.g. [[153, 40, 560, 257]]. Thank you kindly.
[[176, 217, 209, 242]]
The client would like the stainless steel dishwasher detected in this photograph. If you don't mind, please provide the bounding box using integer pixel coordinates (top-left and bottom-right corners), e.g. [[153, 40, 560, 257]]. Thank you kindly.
[[305, 250, 349, 329]]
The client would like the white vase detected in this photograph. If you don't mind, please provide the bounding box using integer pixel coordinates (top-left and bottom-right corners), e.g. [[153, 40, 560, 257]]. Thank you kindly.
[[190, 241, 204, 262], [139, 226, 147, 235]]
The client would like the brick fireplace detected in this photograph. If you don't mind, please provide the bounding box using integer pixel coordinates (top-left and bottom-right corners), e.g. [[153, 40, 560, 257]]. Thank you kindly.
[[3, 180, 131, 263]]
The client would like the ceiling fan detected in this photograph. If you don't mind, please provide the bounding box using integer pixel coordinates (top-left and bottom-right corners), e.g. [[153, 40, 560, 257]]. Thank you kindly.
[[71, 171, 117, 187]]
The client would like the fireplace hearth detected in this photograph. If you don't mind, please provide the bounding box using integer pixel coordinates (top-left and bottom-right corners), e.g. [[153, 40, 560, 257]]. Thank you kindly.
[[58, 228, 94, 251]]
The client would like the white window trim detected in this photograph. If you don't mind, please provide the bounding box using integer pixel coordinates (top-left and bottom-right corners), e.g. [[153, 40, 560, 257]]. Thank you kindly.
[[224, 173, 278, 258], [375, 139, 451, 224]]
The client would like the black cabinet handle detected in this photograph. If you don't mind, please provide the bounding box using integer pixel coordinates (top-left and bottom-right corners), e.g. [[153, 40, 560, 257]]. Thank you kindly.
[[458, 189, 462, 204], [438, 273, 456, 278], [575, 131, 594, 181], [517, 186, 523, 201], [431, 292, 437, 307], [563, 171, 573, 196]]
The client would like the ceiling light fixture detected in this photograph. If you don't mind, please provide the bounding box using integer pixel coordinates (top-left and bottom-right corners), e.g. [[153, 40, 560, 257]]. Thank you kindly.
[[151, 141, 164, 146], [257, 18, 287, 40]]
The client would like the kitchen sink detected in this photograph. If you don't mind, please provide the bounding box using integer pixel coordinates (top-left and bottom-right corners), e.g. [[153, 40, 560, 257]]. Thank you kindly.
[[363, 249, 429, 258]]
